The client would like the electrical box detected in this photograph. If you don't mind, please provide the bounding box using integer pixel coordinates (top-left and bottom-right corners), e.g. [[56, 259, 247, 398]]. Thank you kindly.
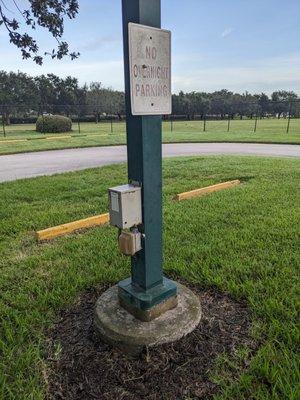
[[108, 184, 142, 229], [118, 230, 142, 256]]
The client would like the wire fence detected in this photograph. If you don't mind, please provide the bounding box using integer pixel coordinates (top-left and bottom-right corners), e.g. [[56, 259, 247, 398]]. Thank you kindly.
[[0, 100, 299, 138]]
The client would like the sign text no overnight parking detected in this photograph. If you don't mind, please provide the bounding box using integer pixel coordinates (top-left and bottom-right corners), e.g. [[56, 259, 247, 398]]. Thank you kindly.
[[128, 23, 172, 116]]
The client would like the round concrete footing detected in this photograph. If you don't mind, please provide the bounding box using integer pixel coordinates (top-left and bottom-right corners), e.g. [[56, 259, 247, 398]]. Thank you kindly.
[[94, 282, 202, 354]]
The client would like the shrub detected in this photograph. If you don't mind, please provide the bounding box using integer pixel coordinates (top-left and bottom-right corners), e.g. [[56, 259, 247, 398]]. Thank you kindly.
[[36, 115, 72, 133]]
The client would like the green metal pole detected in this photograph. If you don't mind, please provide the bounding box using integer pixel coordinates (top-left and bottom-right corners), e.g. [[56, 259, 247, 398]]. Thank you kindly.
[[119, 0, 177, 315]]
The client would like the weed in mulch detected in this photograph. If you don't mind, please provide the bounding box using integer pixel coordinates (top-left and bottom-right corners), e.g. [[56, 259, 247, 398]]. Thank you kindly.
[[46, 283, 258, 400]]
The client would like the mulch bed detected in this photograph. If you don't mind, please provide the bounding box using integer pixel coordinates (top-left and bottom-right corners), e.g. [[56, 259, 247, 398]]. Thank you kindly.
[[46, 282, 258, 400]]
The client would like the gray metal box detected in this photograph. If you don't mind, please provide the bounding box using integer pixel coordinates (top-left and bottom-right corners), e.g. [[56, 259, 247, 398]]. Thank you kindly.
[[108, 184, 142, 229]]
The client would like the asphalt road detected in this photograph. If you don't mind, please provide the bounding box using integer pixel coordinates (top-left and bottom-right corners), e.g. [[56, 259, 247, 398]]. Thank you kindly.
[[0, 142, 299, 183]]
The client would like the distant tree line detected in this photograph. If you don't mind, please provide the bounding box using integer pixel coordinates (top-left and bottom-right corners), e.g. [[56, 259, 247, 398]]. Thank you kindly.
[[172, 89, 300, 120], [0, 71, 124, 125], [0, 71, 299, 125]]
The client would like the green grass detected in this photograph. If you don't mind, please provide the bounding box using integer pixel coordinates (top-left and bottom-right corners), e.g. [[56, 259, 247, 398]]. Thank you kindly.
[[0, 156, 299, 399], [0, 118, 299, 155]]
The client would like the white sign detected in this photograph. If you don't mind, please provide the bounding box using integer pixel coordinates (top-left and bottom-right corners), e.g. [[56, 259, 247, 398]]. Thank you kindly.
[[128, 23, 172, 116]]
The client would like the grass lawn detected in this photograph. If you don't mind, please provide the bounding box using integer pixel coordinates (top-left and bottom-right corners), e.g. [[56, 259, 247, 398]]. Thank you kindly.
[[0, 156, 299, 399], [0, 118, 299, 155]]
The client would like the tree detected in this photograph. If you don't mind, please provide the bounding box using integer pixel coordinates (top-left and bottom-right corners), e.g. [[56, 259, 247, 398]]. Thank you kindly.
[[86, 83, 125, 122], [209, 90, 233, 119], [76, 84, 88, 118], [172, 91, 193, 119], [255, 93, 270, 117], [35, 74, 80, 115], [110, 91, 125, 119], [35, 74, 57, 111], [172, 91, 185, 116], [271, 91, 298, 118], [230, 92, 256, 120], [184, 92, 210, 119], [0, 71, 37, 124], [87, 82, 105, 122], [0, 0, 79, 64]]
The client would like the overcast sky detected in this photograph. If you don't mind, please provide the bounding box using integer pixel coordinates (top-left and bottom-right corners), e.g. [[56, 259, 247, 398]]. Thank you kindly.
[[1, 0, 300, 94]]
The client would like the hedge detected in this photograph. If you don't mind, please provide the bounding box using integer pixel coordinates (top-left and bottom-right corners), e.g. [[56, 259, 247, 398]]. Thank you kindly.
[[36, 115, 72, 133]]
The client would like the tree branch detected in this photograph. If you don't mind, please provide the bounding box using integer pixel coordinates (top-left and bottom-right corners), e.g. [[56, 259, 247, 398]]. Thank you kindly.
[[0, 0, 79, 64]]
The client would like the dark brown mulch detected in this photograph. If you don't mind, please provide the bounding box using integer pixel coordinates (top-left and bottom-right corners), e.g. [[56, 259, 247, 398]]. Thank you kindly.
[[46, 283, 257, 400]]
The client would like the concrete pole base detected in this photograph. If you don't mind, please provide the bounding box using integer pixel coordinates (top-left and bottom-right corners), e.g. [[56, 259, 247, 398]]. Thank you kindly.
[[94, 282, 202, 355]]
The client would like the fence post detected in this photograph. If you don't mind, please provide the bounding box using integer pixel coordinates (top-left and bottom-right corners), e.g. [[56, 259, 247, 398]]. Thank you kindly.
[[40, 104, 45, 134], [110, 116, 113, 133], [254, 106, 259, 133], [2, 114, 6, 137], [171, 116, 173, 132], [227, 114, 231, 132], [286, 102, 292, 134], [203, 115, 207, 132], [77, 107, 81, 134]]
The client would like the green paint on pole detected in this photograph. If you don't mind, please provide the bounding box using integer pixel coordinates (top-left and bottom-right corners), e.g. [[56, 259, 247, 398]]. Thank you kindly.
[[118, 0, 177, 315]]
